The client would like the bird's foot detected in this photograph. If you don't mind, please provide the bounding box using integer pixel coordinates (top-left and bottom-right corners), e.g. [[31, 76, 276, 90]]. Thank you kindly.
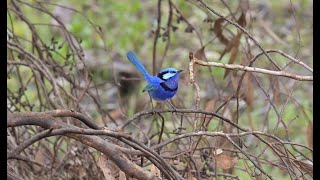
[[151, 107, 157, 115]]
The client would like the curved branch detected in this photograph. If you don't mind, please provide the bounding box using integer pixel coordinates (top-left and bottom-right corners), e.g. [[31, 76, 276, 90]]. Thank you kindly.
[[118, 109, 248, 132], [7, 112, 159, 180]]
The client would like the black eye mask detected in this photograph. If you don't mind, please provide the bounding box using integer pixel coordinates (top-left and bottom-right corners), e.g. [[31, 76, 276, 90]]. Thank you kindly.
[[157, 71, 177, 80]]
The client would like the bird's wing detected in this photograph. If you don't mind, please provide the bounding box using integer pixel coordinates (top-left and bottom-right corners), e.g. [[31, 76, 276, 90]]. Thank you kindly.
[[142, 83, 158, 92]]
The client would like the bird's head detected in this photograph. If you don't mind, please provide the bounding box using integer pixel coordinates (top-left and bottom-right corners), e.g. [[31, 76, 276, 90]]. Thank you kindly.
[[157, 68, 183, 81]]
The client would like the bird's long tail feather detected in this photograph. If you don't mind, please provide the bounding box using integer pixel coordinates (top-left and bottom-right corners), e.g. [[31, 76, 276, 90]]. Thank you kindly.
[[126, 51, 150, 79]]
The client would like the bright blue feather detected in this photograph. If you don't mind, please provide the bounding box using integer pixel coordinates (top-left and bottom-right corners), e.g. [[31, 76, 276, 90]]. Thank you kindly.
[[126, 51, 150, 79], [126, 51, 182, 101]]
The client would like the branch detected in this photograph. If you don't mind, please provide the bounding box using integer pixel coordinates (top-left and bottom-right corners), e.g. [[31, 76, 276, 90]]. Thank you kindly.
[[7, 112, 159, 180], [196, 0, 281, 71], [189, 55, 313, 81], [118, 108, 248, 132]]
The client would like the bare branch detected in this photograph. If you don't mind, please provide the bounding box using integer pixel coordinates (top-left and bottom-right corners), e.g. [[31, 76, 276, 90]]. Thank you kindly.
[[189, 54, 312, 81]]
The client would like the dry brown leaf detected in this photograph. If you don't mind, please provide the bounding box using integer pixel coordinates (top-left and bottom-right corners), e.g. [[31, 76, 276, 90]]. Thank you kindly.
[[194, 46, 206, 60], [97, 154, 116, 180], [243, 73, 254, 109], [119, 170, 126, 180], [223, 46, 239, 78], [184, 68, 191, 84], [217, 108, 235, 149], [220, 31, 242, 60], [271, 76, 280, 105], [220, 12, 245, 68], [247, 109, 255, 130], [187, 169, 197, 180], [203, 99, 215, 127], [230, 74, 238, 91], [213, 18, 229, 45], [205, 99, 215, 111], [307, 121, 313, 148], [237, 12, 247, 28], [219, 13, 243, 61], [215, 154, 238, 169], [34, 147, 52, 171], [293, 159, 313, 174], [109, 108, 125, 120], [150, 164, 161, 179]]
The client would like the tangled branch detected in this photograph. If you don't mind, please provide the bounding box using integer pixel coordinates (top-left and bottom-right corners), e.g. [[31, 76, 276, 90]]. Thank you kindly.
[[7, 0, 313, 179]]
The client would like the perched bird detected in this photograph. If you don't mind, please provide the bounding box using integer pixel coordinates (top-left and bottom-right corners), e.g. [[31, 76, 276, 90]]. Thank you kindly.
[[126, 51, 182, 103]]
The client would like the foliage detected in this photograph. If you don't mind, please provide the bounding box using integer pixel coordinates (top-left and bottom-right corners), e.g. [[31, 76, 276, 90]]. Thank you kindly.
[[7, 0, 313, 179]]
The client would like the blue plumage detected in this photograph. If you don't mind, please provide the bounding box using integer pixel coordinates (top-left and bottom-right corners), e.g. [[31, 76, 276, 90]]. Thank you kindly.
[[126, 51, 182, 101]]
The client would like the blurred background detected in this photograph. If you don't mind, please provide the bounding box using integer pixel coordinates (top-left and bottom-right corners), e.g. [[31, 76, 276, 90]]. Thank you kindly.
[[7, 0, 313, 179]]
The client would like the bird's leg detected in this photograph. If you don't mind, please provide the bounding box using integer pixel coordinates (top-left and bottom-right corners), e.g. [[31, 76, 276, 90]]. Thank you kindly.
[[148, 93, 156, 114], [166, 100, 177, 111]]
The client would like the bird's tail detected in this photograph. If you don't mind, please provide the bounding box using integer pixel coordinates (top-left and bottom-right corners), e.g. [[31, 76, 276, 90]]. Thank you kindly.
[[126, 51, 151, 79]]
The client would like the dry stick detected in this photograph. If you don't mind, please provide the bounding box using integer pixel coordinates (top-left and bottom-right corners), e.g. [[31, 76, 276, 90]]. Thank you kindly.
[[191, 58, 312, 81], [233, 48, 313, 142], [157, 113, 165, 146], [7, 41, 66, 107], [12, 57, 117, 124], [152, 0, 162, 75], [120, 138, 184, 180], [50, 141, 76, 178], [184, 146, 306, 174], [252, 134, 296, 178], [47, 110, 104, 130], [275, 82, 298, 138], [119, 109, 248, 133], [189, 52, 228, 162], [153, 130, 311, 177], [171, 2, 203, 46], [281, 146, 302, 178], [263, 49, 313, 73], [8, 128, 53, 157], [8, 59, 86, 116], [152, 131, 273, 179], [8, 113, 182, 180], [188, 52, 312, 150], [15, 0, 94, 110], [7, 114, 159, 180], [250, 74, 292, 171], [188, 156, 201, 179], [119, 138, 174, 180], [10, 2, 67, 109], [9, 111, 312, 178], [21, 0, 86, 62], [20, 129, 176, 179], [187, 52, 202, 164], [175, 0, 219, 94], [197, 0, 281, 71], [8, 154, 45, 168], [11, 0, 44, 61], [35, 0, 108, 51], [158, 0, 173, 69]]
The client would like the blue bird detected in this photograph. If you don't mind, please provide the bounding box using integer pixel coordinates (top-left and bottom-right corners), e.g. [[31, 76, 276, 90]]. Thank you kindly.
[[126, 51, 182, 103]]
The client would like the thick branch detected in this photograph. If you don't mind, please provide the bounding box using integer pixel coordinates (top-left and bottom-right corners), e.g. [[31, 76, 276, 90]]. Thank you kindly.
[[7, 112, 159, 180]]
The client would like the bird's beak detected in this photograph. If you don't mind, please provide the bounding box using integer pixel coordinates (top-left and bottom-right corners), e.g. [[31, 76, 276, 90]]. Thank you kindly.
[[178, 70, 183, 73]]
